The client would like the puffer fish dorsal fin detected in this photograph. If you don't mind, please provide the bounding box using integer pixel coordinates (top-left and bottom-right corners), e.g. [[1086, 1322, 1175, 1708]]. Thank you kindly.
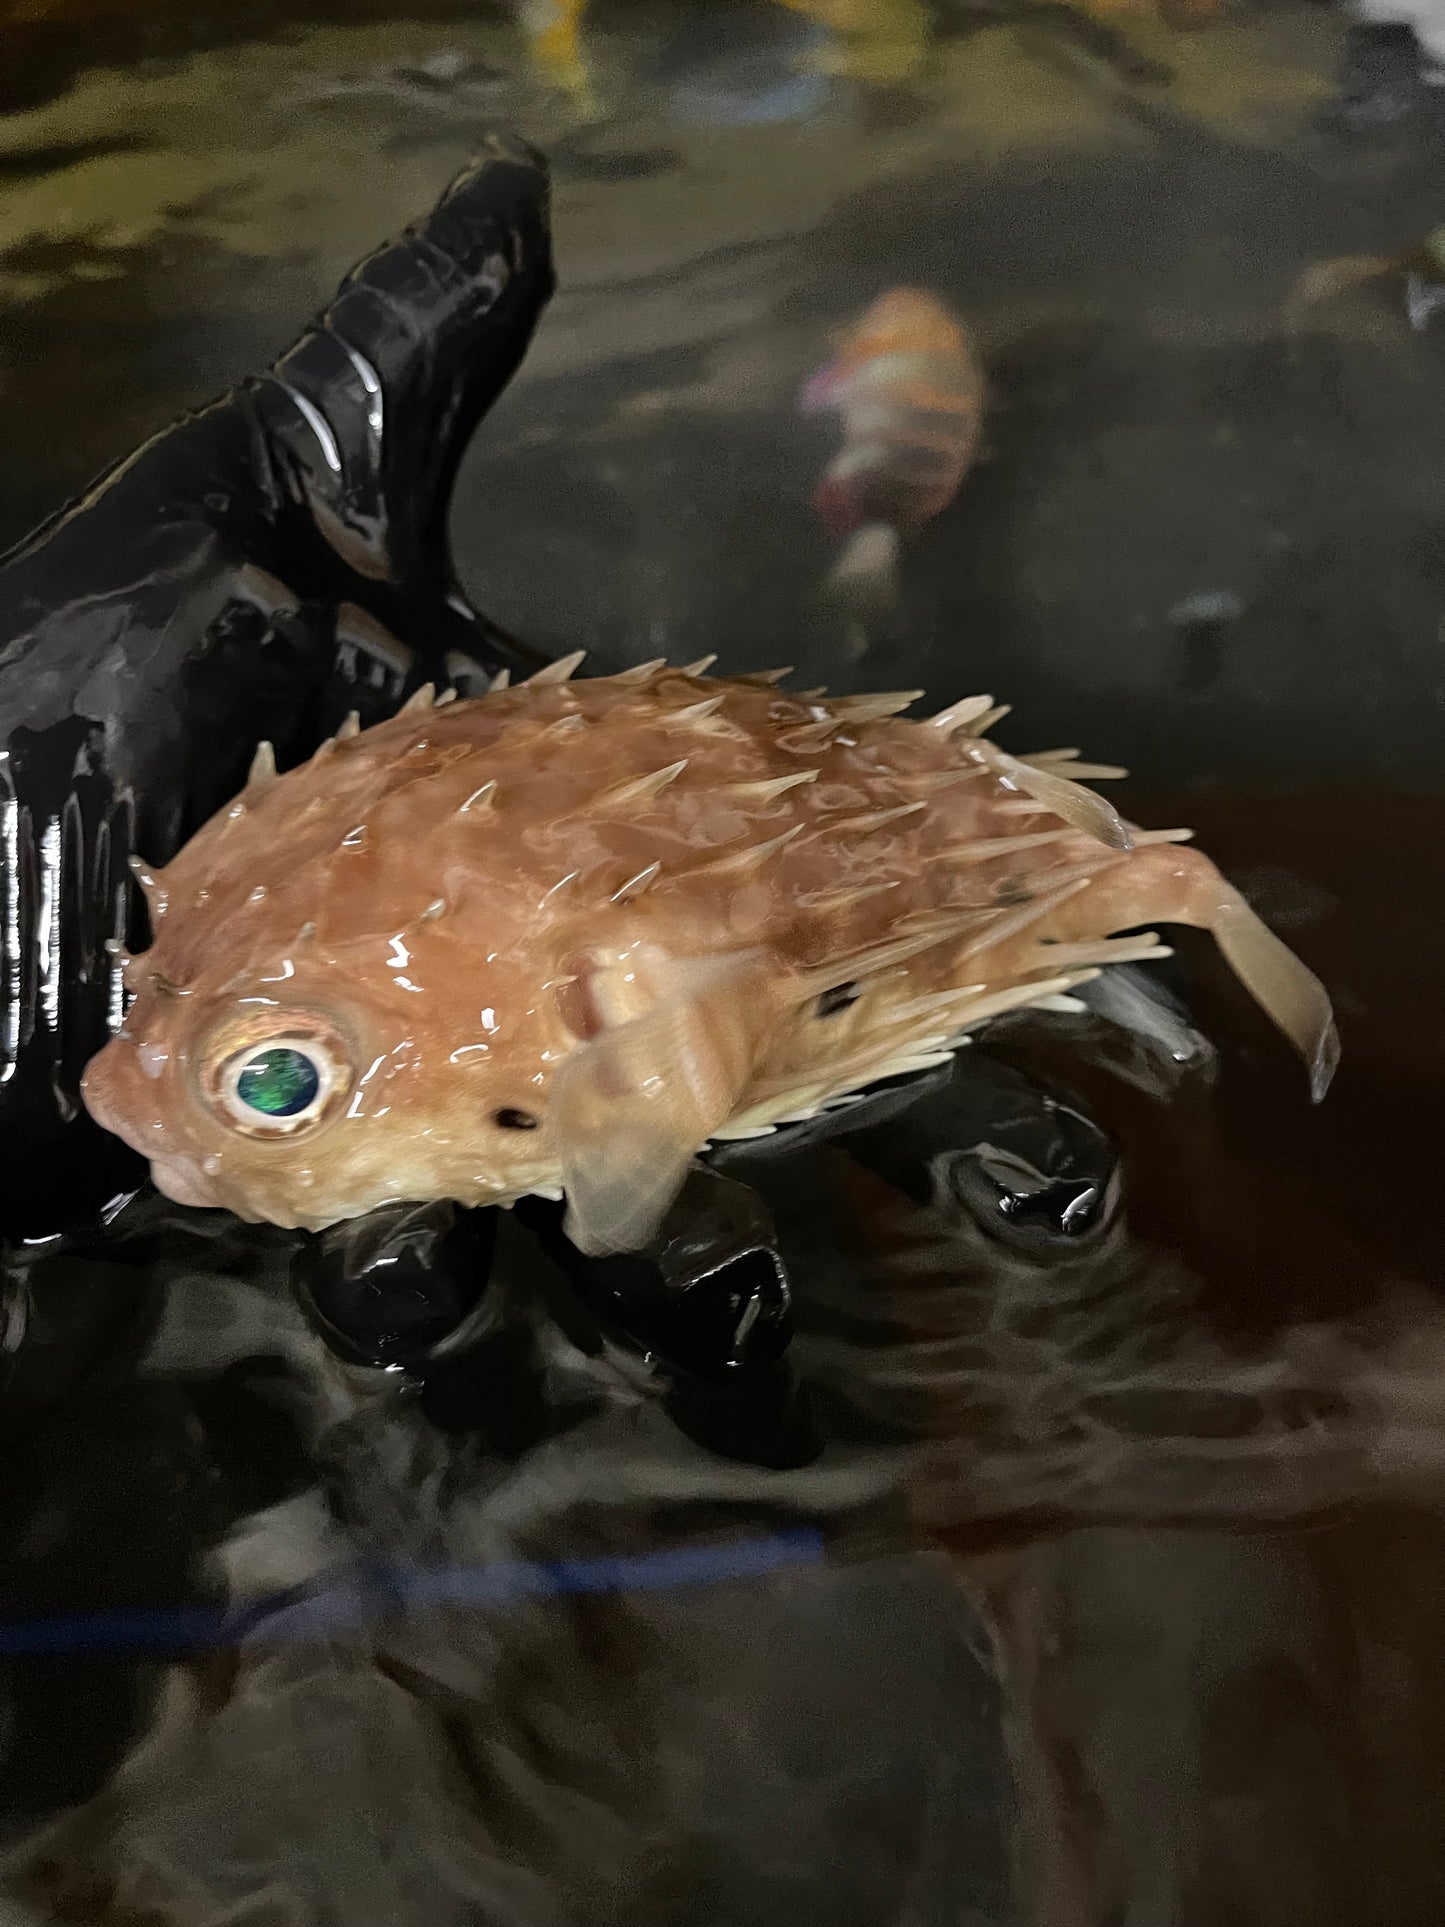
[[553, 950, 763, 1256]]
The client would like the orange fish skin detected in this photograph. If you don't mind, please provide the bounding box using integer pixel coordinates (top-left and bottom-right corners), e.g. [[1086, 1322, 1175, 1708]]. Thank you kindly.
[[802, 287, 985, 536], [80, 664, 1336, 1251]]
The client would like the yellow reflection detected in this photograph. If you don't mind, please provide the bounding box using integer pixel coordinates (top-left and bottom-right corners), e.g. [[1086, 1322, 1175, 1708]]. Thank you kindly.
[[515, 0, 596, 113]]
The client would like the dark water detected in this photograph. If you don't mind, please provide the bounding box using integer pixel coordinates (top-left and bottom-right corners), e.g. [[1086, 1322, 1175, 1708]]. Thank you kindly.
[[4, 1, 1445, 1921]]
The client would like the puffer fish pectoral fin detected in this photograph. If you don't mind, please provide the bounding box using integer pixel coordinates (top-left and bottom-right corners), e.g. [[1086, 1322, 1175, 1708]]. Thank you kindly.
[[553, 952, 762, 1257], [992, 750, 1133, 852]]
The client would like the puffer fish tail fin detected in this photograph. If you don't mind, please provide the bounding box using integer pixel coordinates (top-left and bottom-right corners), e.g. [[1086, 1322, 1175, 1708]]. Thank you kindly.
[[824, 522, 900, 624], [553, 950, 765, 1256]]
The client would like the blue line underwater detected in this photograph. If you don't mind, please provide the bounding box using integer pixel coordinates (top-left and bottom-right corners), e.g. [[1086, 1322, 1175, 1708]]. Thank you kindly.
[[0, 1528, 829, 1659]]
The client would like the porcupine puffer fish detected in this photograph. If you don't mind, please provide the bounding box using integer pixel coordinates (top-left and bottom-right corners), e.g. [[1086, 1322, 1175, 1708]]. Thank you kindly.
[[80, 658, 1338, 1256]]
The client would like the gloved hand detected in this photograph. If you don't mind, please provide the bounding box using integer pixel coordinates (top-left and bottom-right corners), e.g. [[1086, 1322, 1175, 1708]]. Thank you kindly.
[[0, 130, 554, 1244]]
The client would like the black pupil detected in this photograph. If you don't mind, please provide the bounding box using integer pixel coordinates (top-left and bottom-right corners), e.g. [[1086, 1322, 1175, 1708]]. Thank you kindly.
[[494, 1107, 539, 1131], [816, 981, 859, 1018]]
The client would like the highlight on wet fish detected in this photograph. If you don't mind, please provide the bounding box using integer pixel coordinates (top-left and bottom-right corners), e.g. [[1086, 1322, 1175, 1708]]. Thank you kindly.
[[81, 659, 1337, 1256], [799, 287, 984, 613]]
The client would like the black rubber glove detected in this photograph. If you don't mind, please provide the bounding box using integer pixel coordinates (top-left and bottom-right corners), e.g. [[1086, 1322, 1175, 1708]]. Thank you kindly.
[[0, 130, 554, 1244]]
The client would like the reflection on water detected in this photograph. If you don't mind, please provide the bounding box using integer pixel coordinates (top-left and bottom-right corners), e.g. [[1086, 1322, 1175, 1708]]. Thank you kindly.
[[4, 0, 1445, 1921]]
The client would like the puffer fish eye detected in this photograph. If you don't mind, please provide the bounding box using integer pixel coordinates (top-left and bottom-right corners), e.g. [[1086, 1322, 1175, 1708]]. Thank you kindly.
[[211, 1033, 343, 1137], [493, 1107, 539, 1131]]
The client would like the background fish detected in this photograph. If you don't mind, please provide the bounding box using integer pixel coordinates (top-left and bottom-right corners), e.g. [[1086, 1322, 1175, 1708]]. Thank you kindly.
[[799, 287, 985, 616], [81, 661, 1336, 1256]]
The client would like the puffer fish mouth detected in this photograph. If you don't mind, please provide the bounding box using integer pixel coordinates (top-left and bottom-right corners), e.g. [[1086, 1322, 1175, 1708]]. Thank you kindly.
[[149, 1155, 224, 1212], [82, 1051, 222, 1212], [79, 1053, 143, 1153]]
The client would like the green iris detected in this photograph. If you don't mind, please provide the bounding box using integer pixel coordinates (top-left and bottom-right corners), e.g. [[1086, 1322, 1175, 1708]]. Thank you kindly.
[[235, 1046, 321, 1118]]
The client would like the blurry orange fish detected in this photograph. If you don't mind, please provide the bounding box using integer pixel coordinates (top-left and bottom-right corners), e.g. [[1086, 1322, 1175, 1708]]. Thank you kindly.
[[800, 288, 984, 613]]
